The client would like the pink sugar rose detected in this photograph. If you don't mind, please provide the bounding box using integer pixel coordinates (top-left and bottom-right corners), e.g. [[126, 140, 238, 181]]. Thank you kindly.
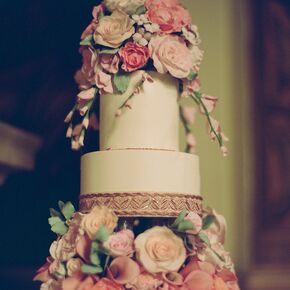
[[184, 270, 214, 290], [213, 277, 230, 290], [93, 278, 124, 290], [119, 42, 150, 72], [146, 3, 191, 34], [104, 229, 134, 257], [227, 281, 240, 290], [145, 0, 181, 9], [149, 35, 193, 79], [185, 212, 203, 234], [95, 71, 114, 95], [127, 272, 163, 290], [100, 54, 120, 74]]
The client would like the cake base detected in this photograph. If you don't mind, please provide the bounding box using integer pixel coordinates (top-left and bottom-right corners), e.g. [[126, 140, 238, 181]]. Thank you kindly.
[[34, 201, 240, 290]]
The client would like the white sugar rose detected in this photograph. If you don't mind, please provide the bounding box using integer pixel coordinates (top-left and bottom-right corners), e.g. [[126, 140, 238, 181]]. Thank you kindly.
[[94, 10, 135, 48], [81, 206, 118, 240], [149, 34, 194, 79], [135, 226, 186, 273], [104, 0, 145, 15], [67, 258, 83, 277], [49, 238, 76, 262]]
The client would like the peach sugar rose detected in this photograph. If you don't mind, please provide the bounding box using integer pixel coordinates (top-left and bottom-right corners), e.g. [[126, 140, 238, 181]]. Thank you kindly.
[[149, 35, 194, 79], [81, 206, 118, 240], [134, 226, 186, 273], [94, 10, 135, 48]]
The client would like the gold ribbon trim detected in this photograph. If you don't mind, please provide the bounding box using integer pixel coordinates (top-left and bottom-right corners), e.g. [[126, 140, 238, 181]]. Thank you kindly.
[[79, 192, 203, 217]]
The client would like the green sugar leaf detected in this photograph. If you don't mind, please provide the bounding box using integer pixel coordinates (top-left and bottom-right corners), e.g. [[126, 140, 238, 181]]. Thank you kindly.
[[113, 72, 131, 94], [177, 220, 194, 232], [58, 201, 65, 210], [98, 11, 105, 20], [51, 221, 68, 235], [202, 214, 215, 230], [135, 5, 146, 15], [187, 70, 197, 81], [198, 232, 211, 246], [91, 241, 100, 252], [81, 264, 103, 274], [61, 202, 75, 220], [48, 216, 63, 226], [49, 208, 62, 219], [95, 224, 109, 242], [172, 210, 187, 228], [80, 35, 93, 46], [99, 48, 119, 55], [90, 253, 101, 266]]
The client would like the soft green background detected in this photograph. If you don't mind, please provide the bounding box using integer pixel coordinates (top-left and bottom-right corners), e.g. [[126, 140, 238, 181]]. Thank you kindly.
[[181, 0, 253, 273]]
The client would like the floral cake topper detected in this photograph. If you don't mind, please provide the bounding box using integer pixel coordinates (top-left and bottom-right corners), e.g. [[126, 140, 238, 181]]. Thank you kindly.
[[65, 0, 228, 155]]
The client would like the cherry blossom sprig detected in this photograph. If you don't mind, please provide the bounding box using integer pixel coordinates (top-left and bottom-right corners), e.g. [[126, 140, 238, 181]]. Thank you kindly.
[[115, 72, 153, 117], [65, 88, 99, 150], [181, 77, 228, 156]]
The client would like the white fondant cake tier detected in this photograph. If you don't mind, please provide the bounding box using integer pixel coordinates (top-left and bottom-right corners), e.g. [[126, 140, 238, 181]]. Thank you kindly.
[[100, 71, 179, 151], [81, 150, 200, 195], [80, 150, 202, 216]]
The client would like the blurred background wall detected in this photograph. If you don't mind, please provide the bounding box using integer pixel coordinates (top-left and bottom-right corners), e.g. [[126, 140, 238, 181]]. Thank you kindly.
[[0, 0, 289, 289]]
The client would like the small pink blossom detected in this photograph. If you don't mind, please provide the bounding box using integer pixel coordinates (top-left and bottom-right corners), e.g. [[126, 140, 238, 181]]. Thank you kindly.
[[78, 87, 96, 102], [100, 54, 120, 74], [185, 212, 203, 234], [104, 229, 134, 257], [200, 95, 218, 114], [81, 22, 97, 40], [95, 71, 114, 95], [186, 133, 196, 149], [81, 4, 104, 40], [119, 42, 150, 72], [33, 258, 53, 283], [208, 117, 221, 141], [78, 47, 97, 85], [181, 106, 197, 126], [92, 4, 104, 20], [182, 79, 200, 97]]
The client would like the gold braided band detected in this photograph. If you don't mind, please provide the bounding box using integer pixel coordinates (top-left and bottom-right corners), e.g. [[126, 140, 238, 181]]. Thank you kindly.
[[79, 192, 203, 217]]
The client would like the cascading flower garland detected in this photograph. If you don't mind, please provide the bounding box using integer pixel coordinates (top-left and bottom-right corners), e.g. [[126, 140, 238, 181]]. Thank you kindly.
[[34, 201, 240, 290], [65, 0, 228, 155]]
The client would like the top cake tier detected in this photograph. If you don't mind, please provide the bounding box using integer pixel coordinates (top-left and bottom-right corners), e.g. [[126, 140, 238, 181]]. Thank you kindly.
[[100, 70, 179, 151]]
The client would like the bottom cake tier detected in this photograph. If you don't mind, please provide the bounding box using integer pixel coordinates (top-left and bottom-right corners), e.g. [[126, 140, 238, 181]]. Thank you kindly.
[[34, 202, 240, 290]]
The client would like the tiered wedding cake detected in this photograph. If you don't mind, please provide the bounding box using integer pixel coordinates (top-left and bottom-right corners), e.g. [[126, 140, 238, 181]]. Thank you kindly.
[[34, 1, 240, 289]]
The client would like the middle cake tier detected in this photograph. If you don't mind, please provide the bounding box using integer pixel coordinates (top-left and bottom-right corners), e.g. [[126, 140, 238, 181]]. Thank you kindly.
[[80, 149, 202, 217]]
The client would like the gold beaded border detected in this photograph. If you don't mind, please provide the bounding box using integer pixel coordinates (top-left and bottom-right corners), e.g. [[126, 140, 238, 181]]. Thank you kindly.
[[79, 192, 203, 217]]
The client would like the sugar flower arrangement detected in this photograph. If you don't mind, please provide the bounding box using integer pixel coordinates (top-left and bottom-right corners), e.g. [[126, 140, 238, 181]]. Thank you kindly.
[[65, 0, 228, 155], [34, 201, 240, 290]]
